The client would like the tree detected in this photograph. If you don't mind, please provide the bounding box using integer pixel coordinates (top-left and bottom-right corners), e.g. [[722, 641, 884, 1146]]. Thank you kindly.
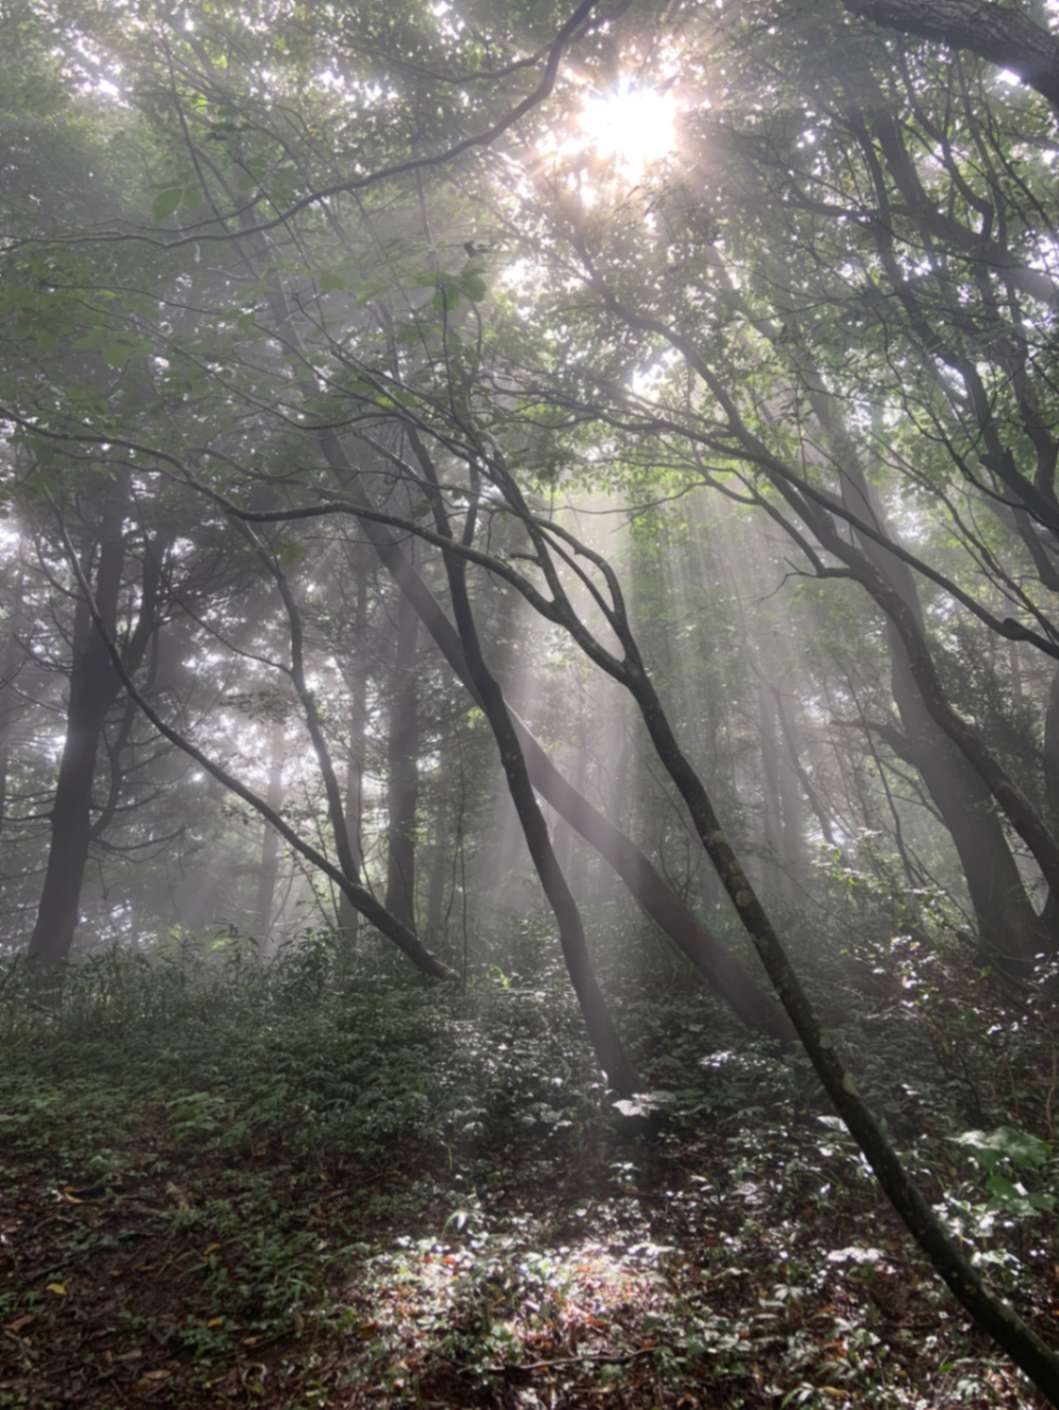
[[7, 0, 1059, 1394], [843, 0, 1059, 115]]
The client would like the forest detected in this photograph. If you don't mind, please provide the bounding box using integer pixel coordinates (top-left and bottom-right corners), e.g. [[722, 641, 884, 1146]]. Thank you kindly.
[[4, 0, 1059, 1405]]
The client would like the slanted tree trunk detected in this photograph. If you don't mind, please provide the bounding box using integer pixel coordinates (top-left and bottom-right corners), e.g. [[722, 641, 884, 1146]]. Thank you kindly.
[[384, 590, 419, 929], [619, 640, 1059, 1406], [246, 263, 792, 1038], [311, 455, 793, 1039], [28, 477, 127, 965], [425, 465, 639, 1095]]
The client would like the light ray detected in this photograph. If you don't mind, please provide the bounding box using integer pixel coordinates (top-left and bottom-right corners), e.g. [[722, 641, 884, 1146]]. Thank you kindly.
[[578, 84, 678, 176]]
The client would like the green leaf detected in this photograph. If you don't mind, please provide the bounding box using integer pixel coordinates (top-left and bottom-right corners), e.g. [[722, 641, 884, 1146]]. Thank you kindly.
[[460, 270, 487, 302], [954, 1125, 1050, 1171], [152, 187, 184, 222], [986, 1172, 1021, 1205]]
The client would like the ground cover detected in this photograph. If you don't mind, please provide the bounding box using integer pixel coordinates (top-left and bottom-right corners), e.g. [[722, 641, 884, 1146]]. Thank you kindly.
[[1, 938, 1056, 1408]]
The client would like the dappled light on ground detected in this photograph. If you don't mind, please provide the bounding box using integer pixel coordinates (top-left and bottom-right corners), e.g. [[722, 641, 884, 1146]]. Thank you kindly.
[[1, 946, 1054, 1407]]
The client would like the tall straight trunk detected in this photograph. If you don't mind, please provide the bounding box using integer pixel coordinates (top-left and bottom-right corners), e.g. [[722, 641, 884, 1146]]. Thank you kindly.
[[837, 461, 1053, 965], [475, 580, 524, 892], [759, 683, 785, 893], [337, 556, 368, 939], [775, 684, 836, 848], [889, 624, 1048, 964], [760, 679, 809, 904], [0, 554, 25, 836], [384, 591, 419, 929], [776, 708, 809, 902], [425, 781, 452, 943], [28, 478, 127, 965], [252, 721, 286, 947]]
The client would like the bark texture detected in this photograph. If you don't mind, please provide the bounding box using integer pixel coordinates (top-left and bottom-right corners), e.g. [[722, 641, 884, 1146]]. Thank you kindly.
[[28, 480, 127, 965], [252, 721, 286, 947], [311, 433, 794, 1040], [433, 482, 639, 1096], [844, 0, 1059, 113], [385, 591, 419, 930]]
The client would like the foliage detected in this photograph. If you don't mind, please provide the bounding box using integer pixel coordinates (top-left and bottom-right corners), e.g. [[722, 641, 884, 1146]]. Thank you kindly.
[[2, 936, 1058, 1407]]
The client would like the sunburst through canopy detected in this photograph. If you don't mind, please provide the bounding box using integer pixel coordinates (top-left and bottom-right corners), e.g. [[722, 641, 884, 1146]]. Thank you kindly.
[[577, 83, 678, 175]]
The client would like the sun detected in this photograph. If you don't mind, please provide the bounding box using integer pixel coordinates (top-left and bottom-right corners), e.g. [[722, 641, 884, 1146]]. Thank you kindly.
[[577, 83, 678, 175]]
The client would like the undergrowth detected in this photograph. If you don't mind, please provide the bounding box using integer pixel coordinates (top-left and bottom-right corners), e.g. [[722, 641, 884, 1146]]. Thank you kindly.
[[1, 931, 1057, 1408]]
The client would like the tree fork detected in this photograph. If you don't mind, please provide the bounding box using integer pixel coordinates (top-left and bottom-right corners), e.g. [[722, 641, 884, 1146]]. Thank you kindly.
[[309, 433, 794, 1042], [423, 461, 639, 1095], [52, 507, 454, 982]]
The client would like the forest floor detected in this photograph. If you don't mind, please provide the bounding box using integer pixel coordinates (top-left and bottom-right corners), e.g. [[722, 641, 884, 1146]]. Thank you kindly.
[[1, 937, 1057, 1409]]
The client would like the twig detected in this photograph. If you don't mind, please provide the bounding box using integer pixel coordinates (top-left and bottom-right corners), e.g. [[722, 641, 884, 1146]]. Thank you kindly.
[[474, 1346, 661, 1374]]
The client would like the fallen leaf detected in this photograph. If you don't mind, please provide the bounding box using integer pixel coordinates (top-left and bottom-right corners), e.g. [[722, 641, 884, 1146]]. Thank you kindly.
[[164, 1182, 191, 1210], [207, 1317, 225, 1327], [45, 1283, 66, 1297], [5, 1315, 34, 1335]]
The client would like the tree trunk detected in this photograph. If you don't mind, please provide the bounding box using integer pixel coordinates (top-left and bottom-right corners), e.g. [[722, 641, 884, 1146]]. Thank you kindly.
[[337, 554, 368, 939], [835, 457, 1054, 965], [0, 553, 25, 837], [432, 479, 639, 1095], [252, 721, 286, 948], [28, 479, 127, 965], [384, 590, 419, 929], [890, 624, 1050, 966], [424, 782, 452, 943], [759, 683, 785, 894], [625, 649, 1059, 1405], [843, 0, 1059, 115], [314, 456, 794, 1040]]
